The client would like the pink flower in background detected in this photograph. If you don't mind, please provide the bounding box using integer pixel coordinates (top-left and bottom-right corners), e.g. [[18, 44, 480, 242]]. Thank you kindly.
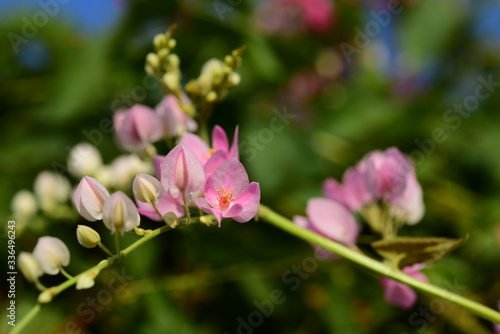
[[113, 105, 163, 154], [161, 144, 205, 202], [72, 176, 110, 221], [136, 192, 185, 222], [255, 0, 333, 35], [380, 264, 428, 309], [304, 197, 360, 244], [195, 159, 260, 226], [181, 125, 239, 173], [323, 147, 424, 225], [156, 95, 197, 138], [293, 215, 338, 260]]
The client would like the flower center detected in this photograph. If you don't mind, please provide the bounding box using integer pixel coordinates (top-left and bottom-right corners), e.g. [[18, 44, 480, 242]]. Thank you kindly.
[[216, 188, 235, 210]]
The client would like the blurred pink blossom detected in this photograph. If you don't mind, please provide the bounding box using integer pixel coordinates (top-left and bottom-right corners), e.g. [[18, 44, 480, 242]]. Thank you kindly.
[[156, 95, 197, 138], [380, 264, 428, 309]]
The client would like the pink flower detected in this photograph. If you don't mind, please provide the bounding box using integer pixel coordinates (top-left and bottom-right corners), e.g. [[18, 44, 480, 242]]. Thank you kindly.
[[161, 144, 205, 203], [363, 147, 412, 203], [293, 215, 337, 260], [113, 105, 163, 154], [156, 95, 197, 138], [72, 176, 110, 221], [180, 125, 239, 168], [305, 198, 360, 244], [323, 167, 374, 211], [102, 191, 140, 234], [136, 192, 185, 222], [380, 264, 428, 309], [390, 172, 424, 225], [281, 0, 333, 33], [194, 159, 260, 226]]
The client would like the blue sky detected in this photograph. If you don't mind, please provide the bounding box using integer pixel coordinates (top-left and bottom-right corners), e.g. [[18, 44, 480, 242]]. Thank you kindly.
[[0, 0, 125, 35]]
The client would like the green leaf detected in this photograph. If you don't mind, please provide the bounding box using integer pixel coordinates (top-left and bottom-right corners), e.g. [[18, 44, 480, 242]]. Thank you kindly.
[[371, 236, 468, 268]]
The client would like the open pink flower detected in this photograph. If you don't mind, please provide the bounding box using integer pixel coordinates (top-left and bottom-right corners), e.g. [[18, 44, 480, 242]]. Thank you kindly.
[[156, 95, 197, 138], [305, 198, 360, 245], [113, 105, 163, 154], [194, 159, 260, 226], [161, 144, 205, 203], [323, 167, 374, 211], [380, 264, 428, 309], [180, 125, 239, 169]]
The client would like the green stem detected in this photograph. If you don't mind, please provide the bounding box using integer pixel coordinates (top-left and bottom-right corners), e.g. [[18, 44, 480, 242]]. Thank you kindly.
[[59, 267, 73, 280], [258, 204, 500, 324], [114, 232, 121, 255], [97, 241, 114, 257], [11, 224, 172, 334], [10, 304, 41, 334]]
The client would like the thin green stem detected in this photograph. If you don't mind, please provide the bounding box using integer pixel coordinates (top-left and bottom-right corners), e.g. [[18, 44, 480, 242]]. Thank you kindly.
[[114, 232, 121, 255], [10, 304, 41, 334], [97, 241, 114, 257], [181, 193, 191, 224], [59, 267, 73, 280], [258, 204, 500, 324]]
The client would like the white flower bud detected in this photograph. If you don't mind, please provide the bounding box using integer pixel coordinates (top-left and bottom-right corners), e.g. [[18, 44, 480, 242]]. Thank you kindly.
[[146, 53, 160, 70], [76, 225, 101, 248], [102, 192, 140, 234], [33, 236, 70, 275], [109, 155, 152, 189], [38, 290, 53, 303], [11, 190, 38, 217], [34, 171, 71, 208], [76, 270, 99, 290], [67, 143, 103, 178], [18, 252, 43, 282], [133, 174, 163, 205], [228, 72, 241, 86]]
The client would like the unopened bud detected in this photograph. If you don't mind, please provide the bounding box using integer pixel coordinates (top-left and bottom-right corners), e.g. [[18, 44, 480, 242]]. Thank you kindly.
[[18, 252, 43, 283], [153, 34, 167, 50], [133, 174, 163, 205], [102, 192, 140, 234], [76, 270, 99, 290], [168, 39, 176, 49], [228, 72, 241, 86], [11, 190, 38, 218], [168, 54, 180, 68], [33, 236, 70, 275], [205, 91, 217, 102], [163, 212, 179, 228], [38, 289, 53, 303], [67, 143, 103, 178], [163, 72, 179, 92], [146, 53, 160, 71], [76, 225, 101, 248]]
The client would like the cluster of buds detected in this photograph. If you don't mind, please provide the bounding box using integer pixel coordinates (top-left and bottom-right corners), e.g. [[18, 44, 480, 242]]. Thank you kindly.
[[185, 47, 243, 104], [145, 26, 182, 98]]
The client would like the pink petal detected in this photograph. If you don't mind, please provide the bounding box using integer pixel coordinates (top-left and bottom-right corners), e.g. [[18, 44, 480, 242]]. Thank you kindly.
[[161, 145, 205, 199], [204, 149, 229, 176], [180, 132, 210, 164], [153, 155, 165, 179], [390, 172, 425, 225], [211, 158, 249, 197], [306, 198, 359, 244], [212, 125, 229, 152], [380, 277, 417, 309], [343, 167, 374, 211], [203, 176, 219, 208], [231, 182, 260, 223], [194, 197, 221, 223], [228, 126, 239, 160], [136, 192, 184, 221]]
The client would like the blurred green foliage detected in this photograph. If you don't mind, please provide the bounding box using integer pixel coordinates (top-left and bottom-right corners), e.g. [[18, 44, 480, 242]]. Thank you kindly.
[[1, 0, 500, 333]]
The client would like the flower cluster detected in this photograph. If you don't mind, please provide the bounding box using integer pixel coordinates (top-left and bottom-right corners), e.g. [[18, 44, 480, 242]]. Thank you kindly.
[[294, 147, 428, 309]]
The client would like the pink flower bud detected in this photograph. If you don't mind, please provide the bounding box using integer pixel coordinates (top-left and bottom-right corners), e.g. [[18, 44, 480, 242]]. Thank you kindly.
[[113, 105, 163, 154], [102, 191, 140, 234], [156, 95, 197, 138], [33, 236, 70, 275], [72, 176, 110, 221], [161, 144, 205, 202], [380, 264, 428, 309], [305, 198, 360, 244]]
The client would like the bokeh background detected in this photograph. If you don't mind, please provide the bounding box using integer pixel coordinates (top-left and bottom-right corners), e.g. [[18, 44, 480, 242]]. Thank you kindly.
[[1, 0, 500, 333]]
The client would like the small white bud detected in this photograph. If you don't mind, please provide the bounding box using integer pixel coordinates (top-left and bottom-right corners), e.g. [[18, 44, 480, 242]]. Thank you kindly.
[[33, 236, 70, 275], [102, 192, 140, 234], [11, 190, 38, 217], [146, 53, 160, 70], [34, 171, 71, 208], [228, 72, 241, 86], [76, 225, 101, 248], [38, 290, 53, 303], [67, 143, 103, 178], [18, 252, 43, 282], [76, 271, 99, 290], [205, 91, 217, 102], [133, 174, 163, 205]]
